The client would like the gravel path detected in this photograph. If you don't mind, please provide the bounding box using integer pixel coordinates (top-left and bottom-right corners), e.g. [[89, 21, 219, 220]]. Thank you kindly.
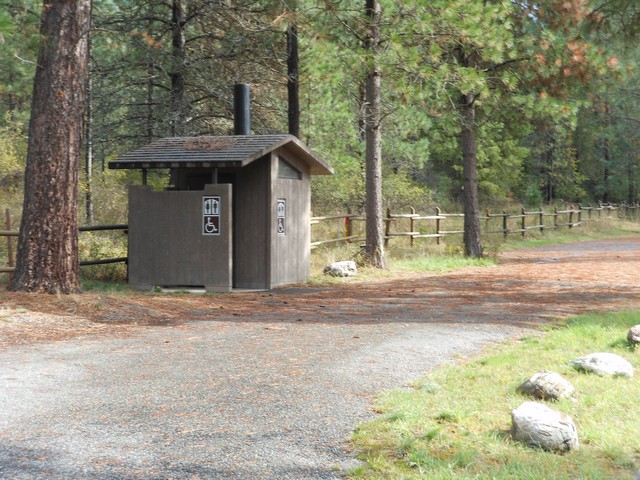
[[2, 238, 640, 479]]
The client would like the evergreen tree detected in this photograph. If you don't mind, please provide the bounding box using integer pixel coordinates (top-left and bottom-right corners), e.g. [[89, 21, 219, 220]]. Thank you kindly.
[[9, 0, 91, 293]]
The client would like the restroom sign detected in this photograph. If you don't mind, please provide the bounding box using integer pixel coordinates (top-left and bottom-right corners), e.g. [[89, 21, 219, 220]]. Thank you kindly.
[[276, 199, 286, 235], [203, 196, 220, 235]]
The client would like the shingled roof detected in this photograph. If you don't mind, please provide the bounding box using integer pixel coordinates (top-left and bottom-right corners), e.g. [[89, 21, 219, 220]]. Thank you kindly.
[[108, 134, 333, 175]]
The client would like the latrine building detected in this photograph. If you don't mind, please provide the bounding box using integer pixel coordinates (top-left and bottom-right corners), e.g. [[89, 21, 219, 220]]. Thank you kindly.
[[108, 134, 332, 291]]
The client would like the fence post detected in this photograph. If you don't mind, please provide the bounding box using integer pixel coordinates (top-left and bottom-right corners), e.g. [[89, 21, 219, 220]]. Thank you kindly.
[[568, 206, 574, 229], [577, 204, 582, 225], [485, 209, 491, 235], [345, 207, 352, 242], [521, 206, 526, 238], [6, 208, 14, 280], [503, 210, 508, 239], [554, 206, 558, 229], [436, 207, 441, 245], [539, 206, 544, 233], [384, 207, 392, 247], [410, 206, 415, 248]]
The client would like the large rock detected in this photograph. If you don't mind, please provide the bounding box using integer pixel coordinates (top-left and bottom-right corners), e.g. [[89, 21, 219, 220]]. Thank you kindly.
[[628, 325, 640, 345], [516, 371, 574, 401], [323, 260, 357, 277], [511, 401, 579, 452], [570, 352, 634, 378]]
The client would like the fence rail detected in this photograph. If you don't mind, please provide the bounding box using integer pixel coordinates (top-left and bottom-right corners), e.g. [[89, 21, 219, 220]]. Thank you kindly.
[[2, 203, 638, 275], [311, 203, 639, 249], [0, 208, 128, 276]]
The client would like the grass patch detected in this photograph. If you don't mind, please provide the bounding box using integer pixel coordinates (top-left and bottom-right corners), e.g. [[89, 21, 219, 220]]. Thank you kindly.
[[390, 254, 493, 273], [499, 216, 640, 250], [309, 242, 495, 284], [351, 310, 640, 479]]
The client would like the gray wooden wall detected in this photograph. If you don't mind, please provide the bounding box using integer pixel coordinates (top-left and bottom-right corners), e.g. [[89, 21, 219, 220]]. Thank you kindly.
[[128, 184, 232, 292]]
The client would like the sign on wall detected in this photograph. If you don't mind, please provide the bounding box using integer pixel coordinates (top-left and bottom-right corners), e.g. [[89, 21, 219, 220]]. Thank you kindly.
[[203, 196, 221, 235], [277, 199, 286, 235]]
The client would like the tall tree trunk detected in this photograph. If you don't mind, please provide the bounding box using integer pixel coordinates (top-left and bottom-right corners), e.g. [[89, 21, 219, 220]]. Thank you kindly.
[[286, 3, 300, 138], [602, 102, 611, 203], [545, 146, 553, 202], [363, 0, 385, 268], [460, 93, 483, 258], [602, 138, 610, 203], [85, 49, 94, 225], [9, 0, 91, 294], [628, 155, 635, 204], [170, 0, 187, 136], [146, 52, 155, 143]]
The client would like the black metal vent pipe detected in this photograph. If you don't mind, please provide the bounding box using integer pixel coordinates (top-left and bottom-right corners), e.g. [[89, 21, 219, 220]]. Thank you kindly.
[[233, 83, 251, 135]]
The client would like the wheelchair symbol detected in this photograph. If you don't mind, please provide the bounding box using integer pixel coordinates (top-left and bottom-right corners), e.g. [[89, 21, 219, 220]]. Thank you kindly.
[[204, 217, 219, 234]]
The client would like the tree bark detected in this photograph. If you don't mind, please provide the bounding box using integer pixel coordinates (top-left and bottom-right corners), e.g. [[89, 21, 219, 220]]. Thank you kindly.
[[363, 0, 385, 268], [627, 155, 635, 204], [286, 17, 300, 138], [85, 49, 94, 225], [9, 0, 91, 294], [146, 52, 155, 143], [460, 92, 483, 258], [602, 103, 611, 203], [170, 0, 187, 136]]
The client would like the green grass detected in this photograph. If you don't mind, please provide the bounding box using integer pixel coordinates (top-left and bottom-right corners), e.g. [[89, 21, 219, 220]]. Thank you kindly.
[[498, 216, 640, 250], [350, 311, 640, 479], [309, 242, 495, 284], [389, 254, 493, 273]]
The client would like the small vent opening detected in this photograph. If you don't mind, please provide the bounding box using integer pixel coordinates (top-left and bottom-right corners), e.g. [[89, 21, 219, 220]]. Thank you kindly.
[[278, 158, 302, 180]]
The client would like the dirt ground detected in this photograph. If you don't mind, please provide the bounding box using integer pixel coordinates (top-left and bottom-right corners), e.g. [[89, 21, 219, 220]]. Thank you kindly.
[[2, 237, 640, 349], [2, 237, 640, 479]]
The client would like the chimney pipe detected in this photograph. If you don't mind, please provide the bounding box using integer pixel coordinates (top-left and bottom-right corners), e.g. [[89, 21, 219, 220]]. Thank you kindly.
[[233, 83, 251, 135]]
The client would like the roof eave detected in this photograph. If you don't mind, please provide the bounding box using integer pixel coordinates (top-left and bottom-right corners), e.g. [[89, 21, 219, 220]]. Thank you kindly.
[[281, 137, 333, 175]]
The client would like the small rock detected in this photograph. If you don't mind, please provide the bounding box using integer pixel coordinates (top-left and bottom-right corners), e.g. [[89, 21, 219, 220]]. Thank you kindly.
[[516, 371, 574, 401], [628, 325, 640, 345], [323, 260, 357, 277], [570, 352, 634, 378], [511, 401, 579, 452]]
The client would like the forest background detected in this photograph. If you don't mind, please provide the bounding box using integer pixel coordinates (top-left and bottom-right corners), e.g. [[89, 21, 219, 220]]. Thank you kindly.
[[0, 0, 638, 226]]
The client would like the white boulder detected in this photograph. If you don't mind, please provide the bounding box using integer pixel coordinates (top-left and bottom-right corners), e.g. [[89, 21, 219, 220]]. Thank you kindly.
[[516, 371, 574, 401], [323, 260, 357, 277], [570, 352, 634, 378], [511, 401, 579, 452], [628, 325, 640, 345]]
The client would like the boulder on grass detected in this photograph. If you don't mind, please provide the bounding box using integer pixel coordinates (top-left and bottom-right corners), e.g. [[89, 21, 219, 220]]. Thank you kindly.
[[516, 371, 574, 401], [628, 325, 640, 346], [570, 352, 634, 378], [511, 401, 578, 453], [323, 261, 357, 277]]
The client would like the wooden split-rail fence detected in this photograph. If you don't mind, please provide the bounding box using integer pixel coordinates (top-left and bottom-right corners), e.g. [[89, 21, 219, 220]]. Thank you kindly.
[[1, 203, 638, 275], [310, 203, 639, 249], [0, 208, 127, 277]]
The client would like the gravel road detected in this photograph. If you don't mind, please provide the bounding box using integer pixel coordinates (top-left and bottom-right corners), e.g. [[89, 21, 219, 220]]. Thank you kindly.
[[2, 238, 640, 479]]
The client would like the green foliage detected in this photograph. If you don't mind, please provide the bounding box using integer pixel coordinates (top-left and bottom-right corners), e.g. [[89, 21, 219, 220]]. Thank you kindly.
[[78, 169, 135, 226], [0, 1, 40, 124], [78, 231, 127, 282], [0, 118, 26, 209], [382, 169, 432, 211], [2, 0, 639, 232]]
